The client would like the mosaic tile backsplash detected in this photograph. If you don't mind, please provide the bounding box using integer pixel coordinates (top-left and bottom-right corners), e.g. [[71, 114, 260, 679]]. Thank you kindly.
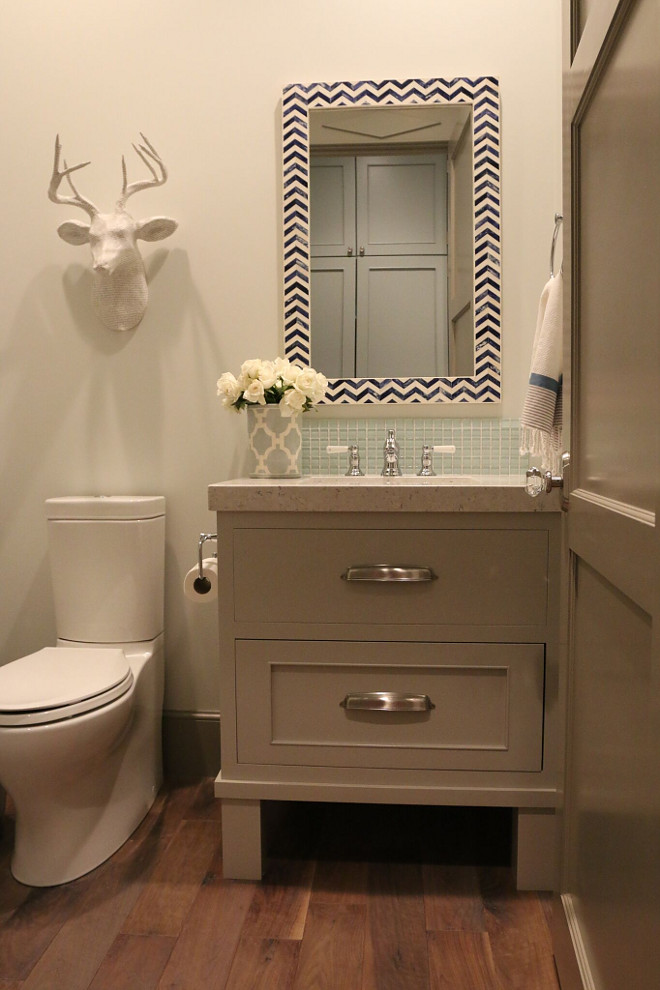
[[302, 418, 530, 478]]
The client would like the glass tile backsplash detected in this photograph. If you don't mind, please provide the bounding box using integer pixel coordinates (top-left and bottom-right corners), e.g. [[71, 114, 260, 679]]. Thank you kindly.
[[302, 418, 530, 478]]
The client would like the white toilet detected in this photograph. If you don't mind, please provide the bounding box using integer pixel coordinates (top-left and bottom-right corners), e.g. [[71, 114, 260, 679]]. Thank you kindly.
[[0, 495, 165, 887]]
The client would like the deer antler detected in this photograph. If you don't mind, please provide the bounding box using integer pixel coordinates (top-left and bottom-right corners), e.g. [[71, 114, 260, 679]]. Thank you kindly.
[[48, 135, 98, 218], [117, 134, 168, 210]]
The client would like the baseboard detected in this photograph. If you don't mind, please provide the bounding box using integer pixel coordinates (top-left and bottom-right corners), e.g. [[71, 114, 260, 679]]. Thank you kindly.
[[550, 892, 596, 990], [162, 710, 221, 782]]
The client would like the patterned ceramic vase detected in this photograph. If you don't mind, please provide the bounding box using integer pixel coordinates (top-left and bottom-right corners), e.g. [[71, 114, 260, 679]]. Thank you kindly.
[[246, 404, 302, 478]]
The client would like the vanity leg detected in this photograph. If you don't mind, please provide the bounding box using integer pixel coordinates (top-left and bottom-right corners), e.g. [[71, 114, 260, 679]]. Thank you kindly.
[[220, 798, 264, 880], [514, 808, 559, 890]]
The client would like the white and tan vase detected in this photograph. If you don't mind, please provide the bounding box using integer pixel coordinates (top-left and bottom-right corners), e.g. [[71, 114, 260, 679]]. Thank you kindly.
[[245, 405, 302, 478]]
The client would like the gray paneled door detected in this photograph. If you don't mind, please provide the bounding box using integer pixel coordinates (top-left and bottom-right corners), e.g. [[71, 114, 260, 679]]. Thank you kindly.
[[557, 1, 660, 989], [310, 153, 448, 377], [354, 255, 447, 378]]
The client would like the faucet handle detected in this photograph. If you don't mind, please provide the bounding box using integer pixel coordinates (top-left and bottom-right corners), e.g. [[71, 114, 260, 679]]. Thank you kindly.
[[417, 444, 456, 477], [326, 444, 364, 476]]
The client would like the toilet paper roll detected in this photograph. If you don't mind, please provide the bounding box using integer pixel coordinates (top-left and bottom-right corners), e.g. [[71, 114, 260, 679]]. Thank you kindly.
[[183, 558, 218, 602]]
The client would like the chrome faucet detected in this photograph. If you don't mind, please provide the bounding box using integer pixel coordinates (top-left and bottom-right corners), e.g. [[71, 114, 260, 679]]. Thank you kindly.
[[326, 444, 364, 476], [381, 429, 402, 477]]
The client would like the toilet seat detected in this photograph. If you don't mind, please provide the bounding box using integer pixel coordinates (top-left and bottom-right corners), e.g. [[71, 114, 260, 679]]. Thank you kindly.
[[0, 647, 134, 727]]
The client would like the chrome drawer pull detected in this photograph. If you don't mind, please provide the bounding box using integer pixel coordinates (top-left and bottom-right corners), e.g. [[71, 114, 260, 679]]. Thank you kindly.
[[340, 692, 435, 712], [341, 565, 437, 582]]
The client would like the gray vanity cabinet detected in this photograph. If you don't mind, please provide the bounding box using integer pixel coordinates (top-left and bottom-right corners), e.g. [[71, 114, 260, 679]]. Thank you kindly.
[[213, 508, 562, 889]]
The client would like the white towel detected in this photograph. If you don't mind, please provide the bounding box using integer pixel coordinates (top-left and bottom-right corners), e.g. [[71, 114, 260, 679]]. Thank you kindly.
[[520, 272, 563, 474]]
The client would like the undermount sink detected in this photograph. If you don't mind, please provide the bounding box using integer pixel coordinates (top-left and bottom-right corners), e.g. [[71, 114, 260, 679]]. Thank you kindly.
[[297, 474, 477, 486], [380, 474, 476, 485]]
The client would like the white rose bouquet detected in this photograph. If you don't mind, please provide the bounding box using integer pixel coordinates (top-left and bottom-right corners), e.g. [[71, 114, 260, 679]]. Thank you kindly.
[[217, 357, 328, 417]]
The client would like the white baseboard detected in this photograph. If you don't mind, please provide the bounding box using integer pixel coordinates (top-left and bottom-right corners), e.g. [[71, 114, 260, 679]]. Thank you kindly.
[[560, 894, 597, 990]]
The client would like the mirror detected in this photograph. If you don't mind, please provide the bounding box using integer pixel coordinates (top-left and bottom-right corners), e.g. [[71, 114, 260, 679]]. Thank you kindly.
[[310, 104, 470, 380], [282, 78, 501, 404]]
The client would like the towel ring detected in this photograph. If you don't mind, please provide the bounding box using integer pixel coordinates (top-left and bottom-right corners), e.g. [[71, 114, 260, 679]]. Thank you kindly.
[[550, 213, 563, 278]]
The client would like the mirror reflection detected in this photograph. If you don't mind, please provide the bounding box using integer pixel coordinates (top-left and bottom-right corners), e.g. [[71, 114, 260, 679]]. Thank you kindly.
[[309, 104, 474, 378]]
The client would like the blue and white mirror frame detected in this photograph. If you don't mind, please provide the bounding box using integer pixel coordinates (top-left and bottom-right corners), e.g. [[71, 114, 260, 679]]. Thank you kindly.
[[282, 77, 501, 404]]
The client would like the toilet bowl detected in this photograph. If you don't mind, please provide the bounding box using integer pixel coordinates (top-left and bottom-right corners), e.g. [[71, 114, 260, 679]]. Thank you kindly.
[[0, 496, 165, 887]]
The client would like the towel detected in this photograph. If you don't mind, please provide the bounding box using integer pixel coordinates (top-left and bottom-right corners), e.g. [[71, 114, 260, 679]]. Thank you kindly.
[[520, 272, 563, 474]]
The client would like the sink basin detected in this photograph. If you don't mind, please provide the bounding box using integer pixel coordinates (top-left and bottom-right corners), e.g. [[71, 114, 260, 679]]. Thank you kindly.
[[379, 475, 477, 485], [296, 474, 477, 486]]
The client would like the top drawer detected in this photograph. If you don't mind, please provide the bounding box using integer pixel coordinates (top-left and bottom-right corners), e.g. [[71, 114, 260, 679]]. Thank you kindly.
[[233, 527, 548, 627]]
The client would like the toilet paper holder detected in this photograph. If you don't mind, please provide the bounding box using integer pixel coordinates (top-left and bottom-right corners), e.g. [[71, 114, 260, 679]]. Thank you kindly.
[[194, 532, 217, 594]]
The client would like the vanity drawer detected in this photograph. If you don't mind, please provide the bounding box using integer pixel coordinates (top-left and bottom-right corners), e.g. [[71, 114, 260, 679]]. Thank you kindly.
[[235, 640, 545, 772], [233, 527, 548, 627]]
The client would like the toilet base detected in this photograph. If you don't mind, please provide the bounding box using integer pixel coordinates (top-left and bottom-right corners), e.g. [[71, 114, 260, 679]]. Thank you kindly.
[[11, 784, 160, 887], [2, 638, 163, 887], [7, 685, 162, 887]]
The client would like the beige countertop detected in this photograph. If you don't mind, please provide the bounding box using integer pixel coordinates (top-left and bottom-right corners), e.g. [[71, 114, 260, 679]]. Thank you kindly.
[[208, 475, 563, 513]]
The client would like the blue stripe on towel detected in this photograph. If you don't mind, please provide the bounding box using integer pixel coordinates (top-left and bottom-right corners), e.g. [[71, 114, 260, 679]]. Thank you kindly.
[[529, 372, 561, 394]]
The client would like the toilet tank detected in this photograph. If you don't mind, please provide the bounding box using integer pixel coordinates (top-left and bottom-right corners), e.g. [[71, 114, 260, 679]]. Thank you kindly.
[[46, 496, 165, 644]]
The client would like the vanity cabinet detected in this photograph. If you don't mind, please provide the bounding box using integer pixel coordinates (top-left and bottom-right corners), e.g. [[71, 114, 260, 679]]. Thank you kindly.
[[210, 492, 562, 889]]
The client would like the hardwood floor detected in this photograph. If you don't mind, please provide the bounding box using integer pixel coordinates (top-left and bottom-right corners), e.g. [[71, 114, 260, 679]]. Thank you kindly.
[[0, 780, 560, 989]]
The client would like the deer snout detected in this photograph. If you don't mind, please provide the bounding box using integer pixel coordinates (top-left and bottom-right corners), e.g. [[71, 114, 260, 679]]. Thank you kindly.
[[89, 214, 140, 275], [91, 239, 133, 275]]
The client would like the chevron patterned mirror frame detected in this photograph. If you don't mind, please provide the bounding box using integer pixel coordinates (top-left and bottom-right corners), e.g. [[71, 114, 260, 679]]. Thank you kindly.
[[282, 77, 501, 404]]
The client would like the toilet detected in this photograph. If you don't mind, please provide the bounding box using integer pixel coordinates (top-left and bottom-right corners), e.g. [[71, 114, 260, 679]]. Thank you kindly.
[[0, 495, 165, 887]]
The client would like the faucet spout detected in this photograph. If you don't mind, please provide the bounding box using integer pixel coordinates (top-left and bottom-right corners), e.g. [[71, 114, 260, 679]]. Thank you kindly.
[[381, 429, 402, 477]]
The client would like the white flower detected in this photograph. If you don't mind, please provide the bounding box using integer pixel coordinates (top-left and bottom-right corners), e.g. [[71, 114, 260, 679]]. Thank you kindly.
[[295, 368, 328, 402], [295, 367, 319, 397], [257, 360, 278, 389], [216, 372, 242, 408], [273, 356, 290, 375], [240, 359, 263, 380], [274, 358, 301, 385], [311, 372, 328, 403], [243, 379, 266, 404], [218, 357, 326, 413], [281, 386, 307, 415]]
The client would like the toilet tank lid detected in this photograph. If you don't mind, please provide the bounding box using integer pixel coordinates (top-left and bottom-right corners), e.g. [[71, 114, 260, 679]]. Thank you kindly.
[[46, 496, 165, 520]]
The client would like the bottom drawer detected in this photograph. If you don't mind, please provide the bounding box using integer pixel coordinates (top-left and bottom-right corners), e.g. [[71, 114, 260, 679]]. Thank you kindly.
[[235, 641, 545, 772]]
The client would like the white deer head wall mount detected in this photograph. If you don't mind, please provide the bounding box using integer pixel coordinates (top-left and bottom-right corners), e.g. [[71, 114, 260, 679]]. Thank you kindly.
[[49, 134, 178, 331]]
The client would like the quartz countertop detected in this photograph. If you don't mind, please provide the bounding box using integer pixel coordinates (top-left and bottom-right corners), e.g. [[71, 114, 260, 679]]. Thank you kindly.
[[208, 475, 562, 513]]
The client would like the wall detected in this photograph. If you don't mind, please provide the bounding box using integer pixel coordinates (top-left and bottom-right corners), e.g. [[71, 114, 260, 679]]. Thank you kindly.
[[0, 1, 561, 727]]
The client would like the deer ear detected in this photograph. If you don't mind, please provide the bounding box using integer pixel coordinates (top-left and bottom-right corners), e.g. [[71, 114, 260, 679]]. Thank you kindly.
[[57, 220, 91, 246], [136, 216, 178, 242]]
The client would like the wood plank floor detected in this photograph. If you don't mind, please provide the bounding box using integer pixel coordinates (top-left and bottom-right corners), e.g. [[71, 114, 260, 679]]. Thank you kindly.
[[0, 780, 560, 989]]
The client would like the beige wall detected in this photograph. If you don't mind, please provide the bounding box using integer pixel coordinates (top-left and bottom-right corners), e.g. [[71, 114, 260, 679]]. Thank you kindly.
[[0, 0, 561, 713]]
